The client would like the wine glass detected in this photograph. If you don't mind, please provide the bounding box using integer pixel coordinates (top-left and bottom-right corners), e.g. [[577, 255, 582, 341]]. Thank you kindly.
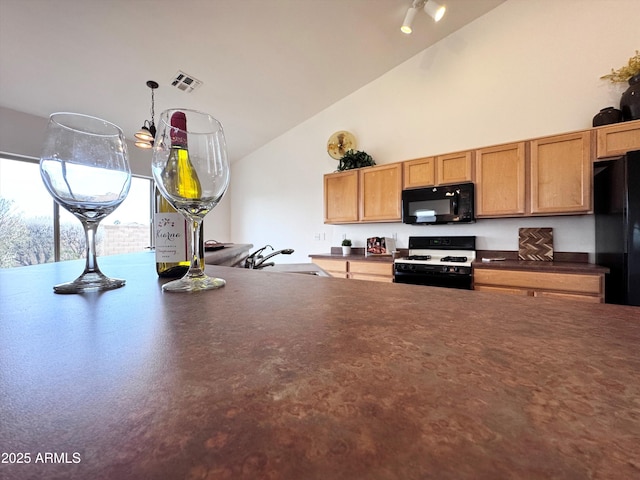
[[40, 112, 132, 294], [151, 108, 230, 292]]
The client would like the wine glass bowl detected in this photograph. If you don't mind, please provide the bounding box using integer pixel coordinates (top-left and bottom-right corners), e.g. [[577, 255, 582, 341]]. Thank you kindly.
[[152, 108, 230, 292], [40, 112, 131, 293]]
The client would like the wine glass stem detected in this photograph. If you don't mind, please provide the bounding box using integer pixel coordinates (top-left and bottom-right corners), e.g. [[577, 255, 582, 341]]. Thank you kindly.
[[189, 217, 204, 275], [83, 220, 102, 274]]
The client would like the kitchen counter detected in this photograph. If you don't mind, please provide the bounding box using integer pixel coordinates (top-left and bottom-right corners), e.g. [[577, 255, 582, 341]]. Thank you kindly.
[[1, 252, 639, 479], [473, 250, 609, 274], [473, 259, 609, 274], [204, 242, 253, 267], [309, 253, 395, 263]]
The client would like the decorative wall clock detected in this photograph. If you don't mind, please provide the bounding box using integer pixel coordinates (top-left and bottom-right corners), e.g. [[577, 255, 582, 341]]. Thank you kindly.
[[327, 131, 356, 160]]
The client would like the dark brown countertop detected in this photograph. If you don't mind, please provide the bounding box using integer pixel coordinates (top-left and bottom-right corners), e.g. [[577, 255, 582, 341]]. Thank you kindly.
[[474, 250, 609, 275], [1, 252, 639, 479], [204, 243, 253, 266], [309, 253, 395, 263], [473, 259, 609, 274]]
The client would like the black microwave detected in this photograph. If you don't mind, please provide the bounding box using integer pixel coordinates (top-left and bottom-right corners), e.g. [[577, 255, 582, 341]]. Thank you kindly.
[[402, 183, 475, 225]]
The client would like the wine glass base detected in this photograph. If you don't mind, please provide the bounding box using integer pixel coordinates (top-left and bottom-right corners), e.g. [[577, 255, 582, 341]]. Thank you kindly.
[[162, 274, 226, 293], [53, 271, 126, 294]]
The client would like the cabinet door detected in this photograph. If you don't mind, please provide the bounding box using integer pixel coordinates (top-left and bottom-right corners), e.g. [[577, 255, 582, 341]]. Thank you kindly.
[[474, 285, 531, 296], [436, 150, 474, 185], [530, 131, 592, 214], [324, 171, 359, 223], [475, 142, 526, 217], [596, 119, 640, 158], [403, 157, 435, 189], [312, 258, 348, 278], [359, 164, 402, 222], [474, 269, 602, 295]]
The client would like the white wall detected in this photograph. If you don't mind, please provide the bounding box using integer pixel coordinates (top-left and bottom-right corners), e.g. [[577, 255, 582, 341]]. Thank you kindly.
[[230, 0, 638, 263]]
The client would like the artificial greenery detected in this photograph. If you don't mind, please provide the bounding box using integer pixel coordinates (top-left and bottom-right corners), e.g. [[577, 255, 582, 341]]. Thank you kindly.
[[601, 50, 640, 83], [341, 239, 352, 247], [336, 149, 375, 171]]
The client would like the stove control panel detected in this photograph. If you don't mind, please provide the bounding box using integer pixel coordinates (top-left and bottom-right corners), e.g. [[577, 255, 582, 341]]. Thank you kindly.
[[394, 263, 471, 275]]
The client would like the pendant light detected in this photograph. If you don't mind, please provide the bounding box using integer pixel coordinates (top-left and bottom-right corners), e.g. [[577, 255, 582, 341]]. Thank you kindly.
[[134, 80, 159, 149]]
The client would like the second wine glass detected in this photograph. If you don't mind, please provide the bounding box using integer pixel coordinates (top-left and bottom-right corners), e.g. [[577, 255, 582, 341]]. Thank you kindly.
[[39, 112, 131, 293], [151, 109, 230, 292]]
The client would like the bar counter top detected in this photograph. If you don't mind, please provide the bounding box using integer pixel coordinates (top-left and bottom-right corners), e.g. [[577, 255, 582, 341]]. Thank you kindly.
[[1, 252, 639, 479]]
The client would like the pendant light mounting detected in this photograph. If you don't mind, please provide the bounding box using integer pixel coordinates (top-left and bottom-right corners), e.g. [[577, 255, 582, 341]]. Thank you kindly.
[[134, 80, 159, 149]]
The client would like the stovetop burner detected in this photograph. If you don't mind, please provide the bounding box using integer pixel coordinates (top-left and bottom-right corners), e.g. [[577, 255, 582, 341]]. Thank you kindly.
[[407, 255, 431, 261], [440, 256, 468, 263]]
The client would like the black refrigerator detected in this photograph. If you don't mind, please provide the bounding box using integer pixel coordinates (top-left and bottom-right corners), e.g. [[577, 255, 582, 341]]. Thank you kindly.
[[594, 150, 640, 306]]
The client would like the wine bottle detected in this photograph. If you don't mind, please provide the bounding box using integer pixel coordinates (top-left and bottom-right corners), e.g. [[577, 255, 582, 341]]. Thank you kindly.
[[155, 111, 204, 277]]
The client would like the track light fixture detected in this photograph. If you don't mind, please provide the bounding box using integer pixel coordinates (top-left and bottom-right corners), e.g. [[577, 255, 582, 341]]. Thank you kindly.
[[401, 7, 418, 34], [401, 0, 446, 35], [134, 80, 159, 149]]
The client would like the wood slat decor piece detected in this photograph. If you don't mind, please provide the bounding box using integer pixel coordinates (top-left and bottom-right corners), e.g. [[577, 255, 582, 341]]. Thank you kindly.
[[518, 227, 554, 261]]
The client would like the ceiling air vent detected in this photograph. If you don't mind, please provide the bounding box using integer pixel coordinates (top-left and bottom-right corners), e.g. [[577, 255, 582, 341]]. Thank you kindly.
[[170, 71, 202, 93]]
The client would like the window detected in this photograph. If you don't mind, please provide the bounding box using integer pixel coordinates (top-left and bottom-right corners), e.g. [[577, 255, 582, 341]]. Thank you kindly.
[[0, 155, 152, 268]]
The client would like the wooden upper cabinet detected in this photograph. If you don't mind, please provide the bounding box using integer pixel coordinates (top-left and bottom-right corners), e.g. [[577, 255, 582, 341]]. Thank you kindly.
[[324, 170, 358, 223], [475, 142, 526, 217], [596, 119, 640, 158], [530, 131, 592, 214], [436, 150, 474, 185], [360, 163, 402, 222], [403, 157, 435, 189]]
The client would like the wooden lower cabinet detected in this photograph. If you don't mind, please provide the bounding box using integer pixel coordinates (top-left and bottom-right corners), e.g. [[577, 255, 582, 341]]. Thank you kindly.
[[349, 261, 394, 283], [312, 258, 348, 278], [312, 258, 393, 282], [474, 268, 604, 303]]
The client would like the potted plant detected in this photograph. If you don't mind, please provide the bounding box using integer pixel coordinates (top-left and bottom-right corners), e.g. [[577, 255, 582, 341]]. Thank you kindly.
[[336, 149, 375, 172], [341, 239, 352, 256], [601, 50, 640, 121]]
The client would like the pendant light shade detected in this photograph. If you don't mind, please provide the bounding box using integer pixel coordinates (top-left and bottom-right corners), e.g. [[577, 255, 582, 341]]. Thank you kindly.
[[135, 80, 159, 149]]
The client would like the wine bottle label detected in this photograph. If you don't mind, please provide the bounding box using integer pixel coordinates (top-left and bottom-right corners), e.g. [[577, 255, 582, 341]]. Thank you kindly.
[[155, 211, 188, 262]]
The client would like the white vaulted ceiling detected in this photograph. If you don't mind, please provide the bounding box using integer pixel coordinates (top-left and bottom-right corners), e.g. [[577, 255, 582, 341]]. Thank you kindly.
[[0, 0, 504, 161]]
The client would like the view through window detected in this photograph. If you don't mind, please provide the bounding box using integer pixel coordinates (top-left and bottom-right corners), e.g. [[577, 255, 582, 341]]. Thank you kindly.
[[0, 156, 152, 268]]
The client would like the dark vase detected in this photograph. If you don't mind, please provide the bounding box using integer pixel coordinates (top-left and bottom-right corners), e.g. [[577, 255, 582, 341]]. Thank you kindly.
[[592, 106, 622, 127], [620, 72, 640, 121]]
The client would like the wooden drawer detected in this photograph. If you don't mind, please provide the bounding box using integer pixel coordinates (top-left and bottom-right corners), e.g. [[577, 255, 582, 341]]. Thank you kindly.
[[350, 273, 394, 283], [534, 290, 602, 303], [596, 120, 640, 158], [474, 285, 531, 296], [474, 269, 602, 295], [349, 260, 393, 277], [313, 258, 347, 276]]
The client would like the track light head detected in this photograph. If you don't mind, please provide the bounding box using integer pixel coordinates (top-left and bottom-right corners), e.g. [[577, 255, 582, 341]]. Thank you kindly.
[[401, 7, 418, 34], [424, 0, 446, 22]]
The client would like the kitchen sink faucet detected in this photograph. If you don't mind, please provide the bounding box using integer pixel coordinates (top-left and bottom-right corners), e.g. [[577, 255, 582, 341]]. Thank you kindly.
[[244, 245, 294, 269]]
